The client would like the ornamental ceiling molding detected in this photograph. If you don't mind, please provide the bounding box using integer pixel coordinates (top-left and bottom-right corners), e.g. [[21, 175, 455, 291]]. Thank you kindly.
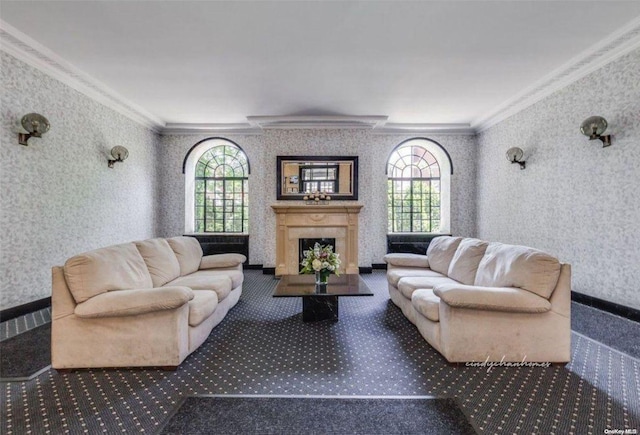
[[247, 115, 389, 130], [164, 119, 473, 135], [472, 15, 640, 133], [372, 123, 475, 136], [0, 20, 164, 132], [161, 123, 263, 136]]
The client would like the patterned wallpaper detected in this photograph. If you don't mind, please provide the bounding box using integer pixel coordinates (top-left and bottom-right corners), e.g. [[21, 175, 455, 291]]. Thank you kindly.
[[0, 52, 160, 309], [476, 47, 640, 310], [158, 130, 478, 267], [10, 41, 635, 312]]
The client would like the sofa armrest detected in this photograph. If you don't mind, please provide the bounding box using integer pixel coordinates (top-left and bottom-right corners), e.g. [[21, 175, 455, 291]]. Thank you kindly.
[[433, 284, 551, 313], [383, 253, 430, 268], [200, 253, 247, 270], [74, 286, 194, 318]]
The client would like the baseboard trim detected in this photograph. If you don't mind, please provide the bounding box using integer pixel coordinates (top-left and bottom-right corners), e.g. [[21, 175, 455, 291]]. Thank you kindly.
[[372, 263, 387, 270], [359, 267, 373, 274], [244, 264, 263, 270], [0, 297, 51, 322], [262, 267, 276, 275], [572, 291, 640, 323]]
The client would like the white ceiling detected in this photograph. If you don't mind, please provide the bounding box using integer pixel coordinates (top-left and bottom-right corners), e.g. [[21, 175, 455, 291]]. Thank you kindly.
[[2, 1, 640, 130]]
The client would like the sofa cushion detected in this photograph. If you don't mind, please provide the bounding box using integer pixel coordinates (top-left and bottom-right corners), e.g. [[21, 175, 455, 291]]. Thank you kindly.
[[200, 254, 247, 269], [397, 276, 459, 299], [167, 236, 203, 276], [426, 236, 463, 275], [64, 243, 153, 303], [387, 268, 446, 287], [74, 286, 193, 318], [383, 253, 430, 268], [411, 289, 441, 322], [190, 269, 244, 289], [135, 238, 181, 287], [188, 291, 219, 327], [433, 283, 552, 313], [474, 243, 561, 299], [447, 238, 489, 285], [166, 274, 233, 302]]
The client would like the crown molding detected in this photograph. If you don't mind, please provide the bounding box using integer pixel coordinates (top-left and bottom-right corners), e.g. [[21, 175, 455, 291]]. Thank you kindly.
[[473, 15, 640, 133], [0, 20, 165, 133], [372, 123, 475, 136], [162, 123, 262, 136], [162, 120, 476, 135], [247, 115, 388, 130]]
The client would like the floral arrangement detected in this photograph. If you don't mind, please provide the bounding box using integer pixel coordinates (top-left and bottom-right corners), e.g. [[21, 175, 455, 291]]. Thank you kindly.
[[300, 242, 341, 276]]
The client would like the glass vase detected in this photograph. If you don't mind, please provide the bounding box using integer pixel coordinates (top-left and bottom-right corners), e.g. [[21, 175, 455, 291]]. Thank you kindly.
[[315, 270, 330, 284]]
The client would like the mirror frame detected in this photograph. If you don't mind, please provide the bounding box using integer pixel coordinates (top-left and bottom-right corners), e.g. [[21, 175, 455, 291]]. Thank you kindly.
[[276, 155, 358, 200]]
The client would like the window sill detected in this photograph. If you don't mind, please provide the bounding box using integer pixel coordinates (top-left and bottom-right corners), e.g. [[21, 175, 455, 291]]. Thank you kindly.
[[184, 233, 249, 236], [387, 232, 450, 236]]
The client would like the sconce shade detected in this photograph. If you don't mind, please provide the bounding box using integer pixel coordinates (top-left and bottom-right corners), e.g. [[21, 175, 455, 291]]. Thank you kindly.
[[580, 116, 608, 139], [580, 116, 612, 147], [18, 113, 50, 145], [21, 113, 50, 136], [108, 146, 129, 168], [506, 147, 523, 162], [110, 146, 129, 161], [506, 147, 526, 170]]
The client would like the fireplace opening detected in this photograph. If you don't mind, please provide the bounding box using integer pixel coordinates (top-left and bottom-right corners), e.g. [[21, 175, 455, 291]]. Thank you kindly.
[[299, 238, 336, 273]]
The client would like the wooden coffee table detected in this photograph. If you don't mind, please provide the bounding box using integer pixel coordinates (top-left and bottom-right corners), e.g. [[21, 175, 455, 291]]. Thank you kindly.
[[272, 274, 373, 322]]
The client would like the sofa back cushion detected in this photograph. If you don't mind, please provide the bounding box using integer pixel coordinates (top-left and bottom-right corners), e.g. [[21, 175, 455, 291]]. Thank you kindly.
[[426, 236, 463, 275], [134, 238, 181, 287], [447, 238, 489, 285], [64, 243, 153, 303], [474, 243, 561, 299], [167, 236, 203, 276]]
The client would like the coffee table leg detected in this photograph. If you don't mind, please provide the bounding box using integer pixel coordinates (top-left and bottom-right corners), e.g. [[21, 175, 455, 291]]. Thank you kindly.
[[302, 296, 339, 322]]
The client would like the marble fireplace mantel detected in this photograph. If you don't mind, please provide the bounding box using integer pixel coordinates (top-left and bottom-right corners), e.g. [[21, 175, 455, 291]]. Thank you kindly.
[[271, 204, 363, 276]]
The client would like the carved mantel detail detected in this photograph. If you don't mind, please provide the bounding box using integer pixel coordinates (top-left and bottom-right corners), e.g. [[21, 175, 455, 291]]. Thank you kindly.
[[271, 204, 363, 276]]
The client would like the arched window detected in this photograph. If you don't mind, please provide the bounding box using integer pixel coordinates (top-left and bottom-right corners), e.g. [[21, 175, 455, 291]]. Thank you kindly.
[[183, 138, 249, 233], [387, 138, 451, 234]]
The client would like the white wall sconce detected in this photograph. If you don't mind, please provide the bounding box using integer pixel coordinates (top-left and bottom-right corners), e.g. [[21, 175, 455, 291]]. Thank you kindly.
[[580, 116, 612, 147], [108, 146, 129, 168], [18, 113, 50, 145], [506, 147, 526, 170]]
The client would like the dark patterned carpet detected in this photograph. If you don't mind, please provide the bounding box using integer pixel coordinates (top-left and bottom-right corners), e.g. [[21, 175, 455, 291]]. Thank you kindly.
[[0, 324, 50, 381], [160, 396, 477, 434], [1, 271, 639, 434]]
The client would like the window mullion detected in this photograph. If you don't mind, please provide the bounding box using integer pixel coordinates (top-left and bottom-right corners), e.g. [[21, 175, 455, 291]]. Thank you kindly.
[[389, 179, 394, 233], [428, 179, 432, 233], [409, 180, 414, 233], [204, 179, 208, 232]]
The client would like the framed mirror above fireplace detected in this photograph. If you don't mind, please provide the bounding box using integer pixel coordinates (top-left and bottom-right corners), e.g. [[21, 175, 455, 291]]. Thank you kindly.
[[277, 156, 358, 200]]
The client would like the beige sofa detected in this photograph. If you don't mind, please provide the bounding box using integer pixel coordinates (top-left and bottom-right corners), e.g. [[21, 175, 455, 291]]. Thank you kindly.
[[384, 236, 571, 363], [51, 236, 246, 369]]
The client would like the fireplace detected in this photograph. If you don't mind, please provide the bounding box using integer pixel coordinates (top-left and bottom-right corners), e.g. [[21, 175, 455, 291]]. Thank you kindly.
[[298, 238, 336, 272], [271, 204, 362, 275]]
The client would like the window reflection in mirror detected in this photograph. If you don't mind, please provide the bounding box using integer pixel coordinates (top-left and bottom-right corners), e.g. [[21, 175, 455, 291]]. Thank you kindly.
[[277, 156, 358, 200]]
